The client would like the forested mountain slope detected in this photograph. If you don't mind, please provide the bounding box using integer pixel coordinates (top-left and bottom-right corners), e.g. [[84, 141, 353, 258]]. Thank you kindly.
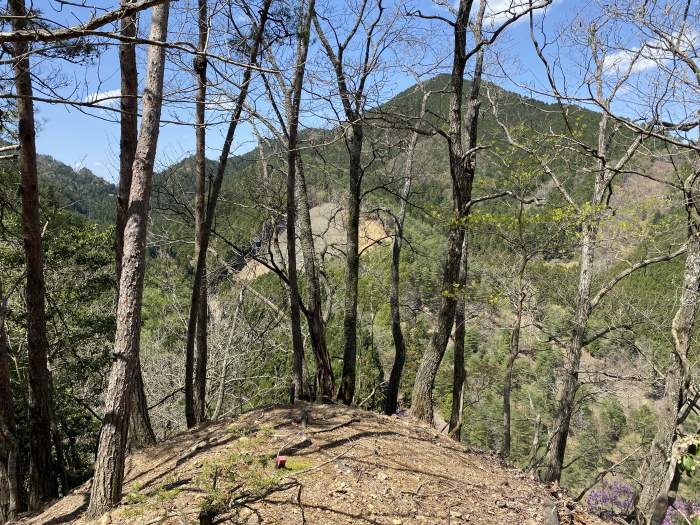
[[0, 74, 690, 524]]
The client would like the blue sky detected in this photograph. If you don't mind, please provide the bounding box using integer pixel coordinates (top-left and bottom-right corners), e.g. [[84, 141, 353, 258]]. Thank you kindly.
[[30, 0, 585, 183]]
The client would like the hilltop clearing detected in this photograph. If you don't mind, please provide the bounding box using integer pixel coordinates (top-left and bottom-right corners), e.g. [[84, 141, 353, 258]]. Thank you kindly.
[[18, 403, 608, 525]]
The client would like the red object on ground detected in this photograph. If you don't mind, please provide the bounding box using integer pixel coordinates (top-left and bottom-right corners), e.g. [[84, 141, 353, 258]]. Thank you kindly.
[[276, 455, 287, 468]]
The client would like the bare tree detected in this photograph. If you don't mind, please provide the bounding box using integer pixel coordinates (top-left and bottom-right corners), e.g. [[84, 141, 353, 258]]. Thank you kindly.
[[613, 2, 700, 521], [313, 0, 389, 405], [191, 0, 210, 424], [285, 0, 318, 401], [87, 2, 170, 515], [8, 0, 56, 507], [410, 0, 489, 423], [384, 89, 430, 415], [184, 0, 272, 427]]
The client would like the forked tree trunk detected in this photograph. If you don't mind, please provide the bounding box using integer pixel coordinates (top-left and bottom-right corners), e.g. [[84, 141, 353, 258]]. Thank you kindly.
[[0, 286, 22, 523], [116, 0, 156, 450], [285, 0, 317, 402], [337, 124, 363, 405], [636, 201, 700, 524], [184, 0, 271, 426], [312, 12, 376, 406], [192, 0, 209, 424], [411, 0, 485, 423], [296, 156, 335, 400], [87, 3, 169, 515], [9, 0, 56, 506], [385, 90, 428, 416], [448, 236, 468, 439]]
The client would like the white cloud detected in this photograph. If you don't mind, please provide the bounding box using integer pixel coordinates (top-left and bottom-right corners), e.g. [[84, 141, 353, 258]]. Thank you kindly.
[[604, 29, 700, 76], [84, 88, 121, 108]]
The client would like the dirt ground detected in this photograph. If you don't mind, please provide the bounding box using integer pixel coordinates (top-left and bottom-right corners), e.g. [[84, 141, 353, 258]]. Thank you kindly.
[[16, 403, 610, 524]]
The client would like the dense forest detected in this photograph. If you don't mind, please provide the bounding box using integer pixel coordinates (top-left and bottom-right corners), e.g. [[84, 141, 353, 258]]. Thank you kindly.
[[1, 0, 700, 523]]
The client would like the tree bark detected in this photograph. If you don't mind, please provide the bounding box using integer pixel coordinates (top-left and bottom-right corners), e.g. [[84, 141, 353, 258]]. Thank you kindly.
[[116, 0, 156, 450], [191, 0, 209, 425], [337, 124, 363, 405], [296, 156, 335, 400], [385, 90, 428, 416], [87, 3, 169, 515], [411, 0, 485, 424], [501, 253, 527, 457], [448, 235, 468, 439], [636, 198, 700, 524], [184, 0, 271, 426], [0, 284, 22, 523], [286, 0, 318, 402], [312, 10, 381, 405], [9, 0, 57, 506], [538, 221, 597, 482]]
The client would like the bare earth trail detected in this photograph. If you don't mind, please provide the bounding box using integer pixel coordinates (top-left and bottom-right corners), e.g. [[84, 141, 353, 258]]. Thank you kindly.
[[18, 403, 608, 524]]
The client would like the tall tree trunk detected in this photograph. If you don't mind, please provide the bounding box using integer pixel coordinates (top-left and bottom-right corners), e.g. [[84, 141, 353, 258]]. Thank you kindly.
[[411, 0, 485, 423], [0, 285, 22, 523], [116, 0, 156, 450], [8, 0, 56, 506], [285, 0, 316, 403], [127, 367, 155, 449], [184, 0, 271, 426], [502, 253, 527, 458], [636, 200, 700, 524], [538, 222, 597, 482], [191, 0, 209, 425], [385, 90, 428, 416], [296, 156, 335, 400], [87, 3, 169, 515], [448, 235, 468, 439], [337, 125, 363, 405]]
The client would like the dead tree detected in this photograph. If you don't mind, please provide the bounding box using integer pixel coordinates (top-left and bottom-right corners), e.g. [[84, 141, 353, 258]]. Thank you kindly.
[[87, 2, 170, 515]]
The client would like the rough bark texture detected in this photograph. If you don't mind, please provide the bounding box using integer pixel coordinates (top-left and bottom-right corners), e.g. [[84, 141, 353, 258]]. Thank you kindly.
[[286, 0, 317, 401], [537, 106, 615, 482], [0, 287, 22, 523], [87, 3, 169, 515], [184, 0, 271, 424], [337, 124, 363, 405], [384, 90, 427, 416], [296, 156, 335, 400], [190, 0, 209, 426], [116, 0, 156, 450], [636, 197, 700, 524], [9, 0, 56, 506], [410, 0, 484, 423], [448, 236, 468, 439], [313, 11, 377, 405], [538, 221, 597, 482], [127, 366, 155, 449]]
